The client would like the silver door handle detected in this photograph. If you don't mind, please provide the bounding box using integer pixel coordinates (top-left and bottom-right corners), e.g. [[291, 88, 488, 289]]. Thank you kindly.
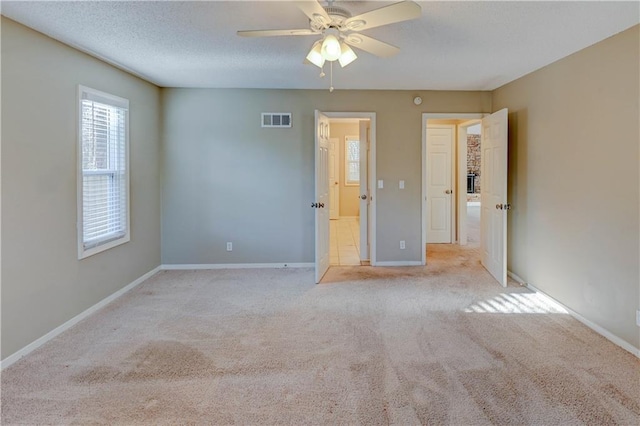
[[496, 204, 503, 210], [444, 190, 452, 194], [360, 194, 367, 200]]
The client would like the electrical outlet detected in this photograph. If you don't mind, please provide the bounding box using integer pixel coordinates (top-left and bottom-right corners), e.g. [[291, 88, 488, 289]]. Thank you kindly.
[[226, 242, 232, 252], [636, 310, 640, 327], [400, 240, 406, 250], [399, 180, 405, 189]]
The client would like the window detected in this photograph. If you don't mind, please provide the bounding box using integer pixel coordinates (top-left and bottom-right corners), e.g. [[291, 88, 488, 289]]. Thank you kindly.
[[77, 86, 130, 259], [345, 136, 360, 185]]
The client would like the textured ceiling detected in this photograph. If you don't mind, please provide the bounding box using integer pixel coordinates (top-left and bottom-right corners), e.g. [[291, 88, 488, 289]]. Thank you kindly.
[[2, 1, 638, 90]]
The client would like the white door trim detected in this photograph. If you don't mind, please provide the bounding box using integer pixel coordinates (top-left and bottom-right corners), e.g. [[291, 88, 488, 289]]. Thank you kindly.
[[421, 113, 485, 265], [324, 112, 376, 266], [358, 121, 370, 262]]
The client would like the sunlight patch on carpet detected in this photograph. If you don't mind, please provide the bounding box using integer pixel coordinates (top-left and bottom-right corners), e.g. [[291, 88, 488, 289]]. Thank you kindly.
[[464, 292, 569, 314]]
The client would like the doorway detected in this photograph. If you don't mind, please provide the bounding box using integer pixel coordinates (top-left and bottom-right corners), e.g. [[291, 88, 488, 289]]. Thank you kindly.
[[421, 113, 484, 265], [421, 111, 509, 287], [315, 112, 376, 282], [328, 120, 362, 266]]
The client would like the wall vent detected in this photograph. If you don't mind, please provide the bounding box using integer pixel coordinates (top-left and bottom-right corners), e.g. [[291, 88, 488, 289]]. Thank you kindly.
[[262, 113, 292, 128]]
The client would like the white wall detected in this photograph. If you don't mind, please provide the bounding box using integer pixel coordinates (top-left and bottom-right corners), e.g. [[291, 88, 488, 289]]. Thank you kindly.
[[161, 89, 491, 265], [492, 25, 640, 350], [1, 18, 162, 360]]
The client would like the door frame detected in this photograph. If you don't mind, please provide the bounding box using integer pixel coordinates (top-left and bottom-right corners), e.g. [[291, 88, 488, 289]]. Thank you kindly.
[[421, 113, 485, 265], [324, 112, 377, 266]]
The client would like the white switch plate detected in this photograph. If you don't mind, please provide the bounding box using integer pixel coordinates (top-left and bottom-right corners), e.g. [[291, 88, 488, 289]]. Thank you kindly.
[[636, 310, 640, 327], [399, 180, 405, 189], [378, 180, 384, 189], [400, 240, 406, 250], [226, 242, 233, 252]]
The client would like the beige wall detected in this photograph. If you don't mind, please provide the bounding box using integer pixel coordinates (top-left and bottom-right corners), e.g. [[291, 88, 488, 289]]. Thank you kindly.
[[162, 89, 491, 264], [329, 122, 360, 217], [492, 25, 640, 349], [1, 18, 162, 360]]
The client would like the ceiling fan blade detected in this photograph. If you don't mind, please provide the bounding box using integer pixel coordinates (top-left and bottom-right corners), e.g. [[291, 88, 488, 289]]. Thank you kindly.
[[344, 34, 400, 58], [295, 0, 331, 29], [238, 29, 319, 37], [344, 1, 421, 32]]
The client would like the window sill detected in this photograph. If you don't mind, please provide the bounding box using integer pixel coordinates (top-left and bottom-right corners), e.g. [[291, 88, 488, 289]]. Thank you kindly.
[[78, 233, 130, 260]]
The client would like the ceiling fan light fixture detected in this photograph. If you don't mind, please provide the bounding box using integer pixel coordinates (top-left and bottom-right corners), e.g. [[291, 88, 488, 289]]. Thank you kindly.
[[306, 41, 325, 68], [338, 42, 357, 67], [321, 34, 341, 61]]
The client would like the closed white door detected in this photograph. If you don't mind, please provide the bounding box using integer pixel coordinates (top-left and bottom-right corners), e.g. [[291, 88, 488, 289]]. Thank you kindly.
[[359, 120, 370, 261], [329, 138, 340, 220], [481, 108, 508, 286], [315, 111, 330, 283], [426, 126, 454, 243]]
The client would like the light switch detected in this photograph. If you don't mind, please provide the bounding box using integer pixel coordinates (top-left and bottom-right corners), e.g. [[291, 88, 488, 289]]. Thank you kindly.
[[378, 180, 384, 189], [399, 180, 405, 189]]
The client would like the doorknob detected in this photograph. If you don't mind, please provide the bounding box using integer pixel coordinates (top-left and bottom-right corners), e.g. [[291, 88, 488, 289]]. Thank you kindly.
[[444, 189, 452, 194], [496, 203, 503, 210], [360, 194, 367, 200]]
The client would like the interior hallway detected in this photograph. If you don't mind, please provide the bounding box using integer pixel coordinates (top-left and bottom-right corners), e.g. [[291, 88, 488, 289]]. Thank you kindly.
[[330, 217, 360, 266]]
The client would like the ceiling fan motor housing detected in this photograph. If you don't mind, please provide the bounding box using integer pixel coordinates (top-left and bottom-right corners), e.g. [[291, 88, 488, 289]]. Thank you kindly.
[[311, 5, 352, 30]]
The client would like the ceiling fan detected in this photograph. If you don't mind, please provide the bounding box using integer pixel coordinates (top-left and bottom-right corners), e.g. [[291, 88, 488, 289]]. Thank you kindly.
[[238, 1, 422, 75]]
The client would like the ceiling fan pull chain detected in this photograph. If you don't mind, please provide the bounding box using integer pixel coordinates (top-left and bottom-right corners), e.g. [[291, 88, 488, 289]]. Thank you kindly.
[[329, 61, 334, 92]]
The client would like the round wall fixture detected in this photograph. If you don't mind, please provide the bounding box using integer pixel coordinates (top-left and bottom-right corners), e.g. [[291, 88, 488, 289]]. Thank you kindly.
[[413, 96, 423, 105]]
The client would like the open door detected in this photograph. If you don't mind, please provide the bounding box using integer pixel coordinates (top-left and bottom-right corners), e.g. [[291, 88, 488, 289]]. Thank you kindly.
[[359, 120, 370, 262], [315, 110, 330, 283], [329, 137, 340, 220], [481, 108, 508, 286]]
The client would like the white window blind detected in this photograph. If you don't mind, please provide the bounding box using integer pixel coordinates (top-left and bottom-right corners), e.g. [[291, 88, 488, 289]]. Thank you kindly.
[[345, 136, 360, 185], [78, 86, 130, 258]]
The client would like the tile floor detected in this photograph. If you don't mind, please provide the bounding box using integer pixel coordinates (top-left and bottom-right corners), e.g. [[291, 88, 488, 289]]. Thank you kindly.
[[330, 217, 360, 266]]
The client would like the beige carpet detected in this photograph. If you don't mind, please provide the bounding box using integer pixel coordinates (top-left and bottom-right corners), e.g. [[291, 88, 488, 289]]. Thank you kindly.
[[2, 245, 639, 425]]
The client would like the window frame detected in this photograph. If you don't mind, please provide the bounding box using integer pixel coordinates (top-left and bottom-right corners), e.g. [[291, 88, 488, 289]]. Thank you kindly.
[[77, 85, 130, 259], [344, 135, 360, 186]]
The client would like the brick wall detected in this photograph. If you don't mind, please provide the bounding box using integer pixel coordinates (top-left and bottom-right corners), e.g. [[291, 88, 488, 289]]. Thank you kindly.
[[467, 134, 481, 193]]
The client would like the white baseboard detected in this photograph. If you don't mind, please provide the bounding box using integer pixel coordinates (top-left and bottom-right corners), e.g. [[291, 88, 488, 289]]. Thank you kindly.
[[1, 266, 161, 370], [507, 270, 527, 285], [374, 261, 423, 267], [526, 282, 640, 358], [161, 263, 314, 270]]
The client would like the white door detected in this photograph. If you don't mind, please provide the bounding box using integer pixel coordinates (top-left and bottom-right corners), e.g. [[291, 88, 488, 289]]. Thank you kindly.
[[426, 125, 454, 243], [481, 108, 508, 286], [315, 111, 330, 283], [329, 137, 340, 220], [359, 120, 370, 261]]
